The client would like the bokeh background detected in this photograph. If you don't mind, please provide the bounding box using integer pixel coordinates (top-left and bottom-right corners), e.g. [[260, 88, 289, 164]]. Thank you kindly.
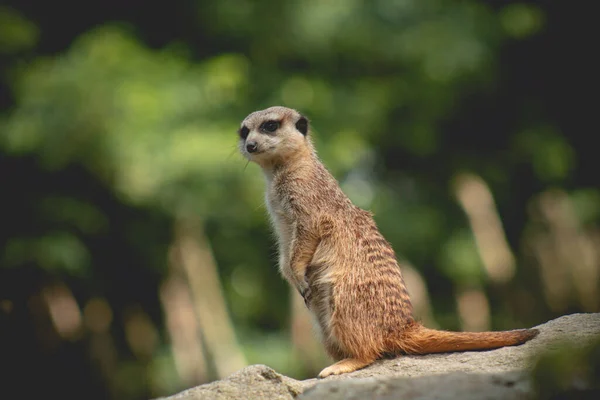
[[0, 0, 597, 399]]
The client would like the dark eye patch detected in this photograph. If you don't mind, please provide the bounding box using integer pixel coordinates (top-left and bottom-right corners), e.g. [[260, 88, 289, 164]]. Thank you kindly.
[[260, 120, 280, 133], [239, 126, 249, 139]]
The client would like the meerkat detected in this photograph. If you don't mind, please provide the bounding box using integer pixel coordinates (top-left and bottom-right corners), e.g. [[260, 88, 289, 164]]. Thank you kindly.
[[238, 106, 539, 378]]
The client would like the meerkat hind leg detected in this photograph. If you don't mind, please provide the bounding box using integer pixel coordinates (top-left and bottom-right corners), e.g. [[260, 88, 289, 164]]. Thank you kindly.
[[318, 358, 374, 378]]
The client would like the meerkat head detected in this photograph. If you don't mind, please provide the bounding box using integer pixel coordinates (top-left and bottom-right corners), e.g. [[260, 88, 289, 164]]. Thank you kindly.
[[238, 106, 313, 167]]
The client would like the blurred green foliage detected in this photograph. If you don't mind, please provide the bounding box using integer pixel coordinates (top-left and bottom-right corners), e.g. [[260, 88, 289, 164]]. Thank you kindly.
[[0, 1, 598, 399]]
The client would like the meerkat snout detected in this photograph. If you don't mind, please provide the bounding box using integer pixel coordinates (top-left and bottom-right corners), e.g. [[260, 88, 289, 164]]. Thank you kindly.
[[246, 140, 258, 153]]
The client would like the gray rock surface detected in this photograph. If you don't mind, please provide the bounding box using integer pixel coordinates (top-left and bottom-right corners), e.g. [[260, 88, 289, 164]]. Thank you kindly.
[[159, 313, 600, 400], [161, 365, 305, 400]]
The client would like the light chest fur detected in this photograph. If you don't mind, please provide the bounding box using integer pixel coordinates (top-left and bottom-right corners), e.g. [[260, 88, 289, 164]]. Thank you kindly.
[[264, 172, 296, 284]]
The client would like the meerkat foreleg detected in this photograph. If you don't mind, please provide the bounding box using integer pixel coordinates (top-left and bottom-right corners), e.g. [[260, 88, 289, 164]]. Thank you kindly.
[[288, 222, 320, 303]]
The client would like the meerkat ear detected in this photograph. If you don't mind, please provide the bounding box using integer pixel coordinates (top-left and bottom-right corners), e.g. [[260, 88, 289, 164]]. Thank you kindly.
[[295, 116, 309, 136]]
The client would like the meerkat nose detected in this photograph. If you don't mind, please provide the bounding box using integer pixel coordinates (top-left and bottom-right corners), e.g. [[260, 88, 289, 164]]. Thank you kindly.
[[246, 141, 258, 153]]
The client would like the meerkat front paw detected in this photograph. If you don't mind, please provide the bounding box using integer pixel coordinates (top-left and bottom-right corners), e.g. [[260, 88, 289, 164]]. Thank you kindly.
[[295, 274, 312, 306], [300, 284, 312, 307]]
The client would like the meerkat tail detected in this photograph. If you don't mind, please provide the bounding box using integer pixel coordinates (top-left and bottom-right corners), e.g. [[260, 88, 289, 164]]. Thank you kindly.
[[400, 322, 540, 354]]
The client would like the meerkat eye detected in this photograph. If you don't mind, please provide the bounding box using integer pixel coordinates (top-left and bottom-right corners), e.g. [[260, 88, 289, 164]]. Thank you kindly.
[[261, 120, 280, 133], [239, 126, 249, 139]]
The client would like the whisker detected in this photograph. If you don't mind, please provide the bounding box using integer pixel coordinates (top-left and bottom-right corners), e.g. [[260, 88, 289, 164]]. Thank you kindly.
[[226, 145, 239, 160]]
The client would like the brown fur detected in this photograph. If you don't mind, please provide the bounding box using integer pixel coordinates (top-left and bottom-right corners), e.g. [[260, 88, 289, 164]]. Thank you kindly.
[[238, 106, 539, 378]]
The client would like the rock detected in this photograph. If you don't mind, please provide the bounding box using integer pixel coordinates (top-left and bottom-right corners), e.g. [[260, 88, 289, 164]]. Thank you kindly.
[[530, 333, 600, 399], [158, 313, 600, 400], [300, 371, 532, 400], [158, 365, 307, 400]]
